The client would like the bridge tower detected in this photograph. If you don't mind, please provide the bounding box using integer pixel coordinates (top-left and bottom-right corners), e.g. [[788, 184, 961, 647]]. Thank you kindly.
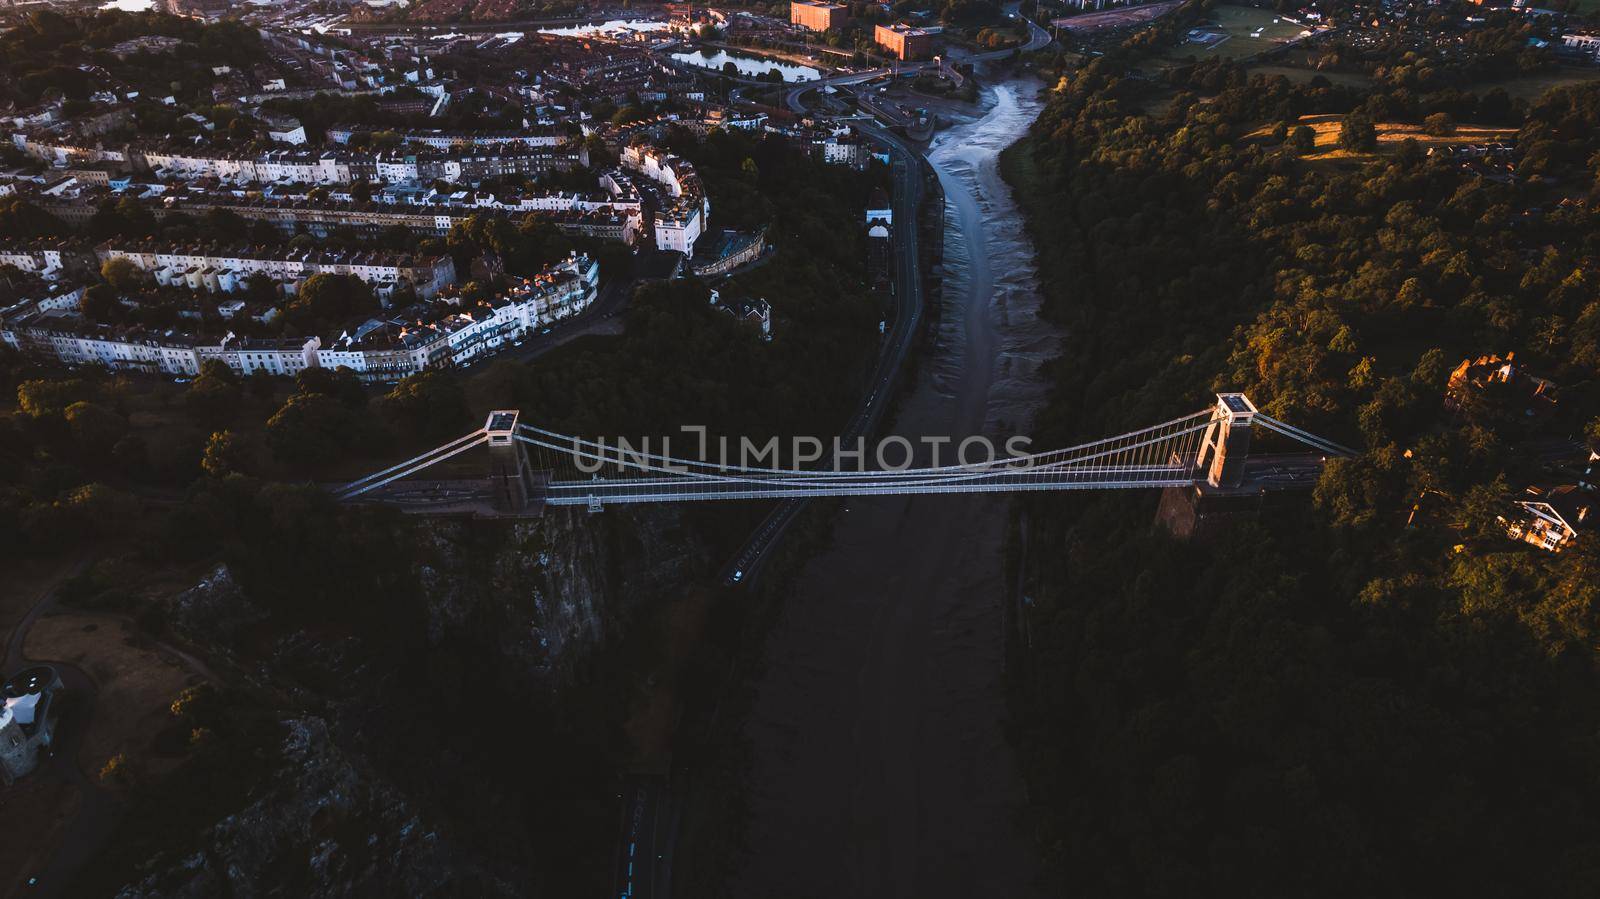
[[1202, 393, 1256, 488], [1158, 393, 1267, 539], [485, 410, 539, 516]]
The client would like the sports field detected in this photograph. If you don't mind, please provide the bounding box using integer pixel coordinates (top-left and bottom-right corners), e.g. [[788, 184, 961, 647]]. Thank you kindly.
[[1172, 4, 1312, 60]]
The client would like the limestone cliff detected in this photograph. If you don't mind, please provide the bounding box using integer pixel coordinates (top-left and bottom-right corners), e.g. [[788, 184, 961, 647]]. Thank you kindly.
[[139, 504, 709, 894], [116, 717, 517, 899]]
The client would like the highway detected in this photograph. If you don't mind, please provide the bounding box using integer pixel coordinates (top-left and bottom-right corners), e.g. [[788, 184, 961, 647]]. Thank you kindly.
[[611, 774, 668, 899], [716, 121, 927, 586]]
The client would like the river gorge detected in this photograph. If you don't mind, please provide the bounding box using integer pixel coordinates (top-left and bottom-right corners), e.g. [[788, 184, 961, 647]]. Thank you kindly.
[[732, 78, 1057, 899]]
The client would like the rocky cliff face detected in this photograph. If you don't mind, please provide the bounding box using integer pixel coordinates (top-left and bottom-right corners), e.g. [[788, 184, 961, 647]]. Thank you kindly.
[[413, 506, 708, 686], [116, 717, 518, 899], [144, 504, 710, 894], [175, 506, 707, 690]]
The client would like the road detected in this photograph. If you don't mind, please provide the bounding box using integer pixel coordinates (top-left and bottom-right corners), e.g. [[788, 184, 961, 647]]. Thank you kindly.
[[715, 120, 927, 587], [611, 774, 669, 899]]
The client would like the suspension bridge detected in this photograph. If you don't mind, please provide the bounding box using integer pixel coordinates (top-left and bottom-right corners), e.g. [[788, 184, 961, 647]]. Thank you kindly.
[[332, 394, 1355, 517]]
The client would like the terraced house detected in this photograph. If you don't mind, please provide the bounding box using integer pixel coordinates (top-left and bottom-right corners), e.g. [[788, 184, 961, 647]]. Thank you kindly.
[[94, 240, 457, 300]]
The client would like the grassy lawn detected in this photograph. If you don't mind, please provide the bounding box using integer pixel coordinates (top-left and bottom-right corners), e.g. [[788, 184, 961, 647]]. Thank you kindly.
[[1248, 114, 1518, 161], [1469, 68, 1600, 102], [1166, 3, 1312, 61], [26, 612, 204, 779], [1248, 64, 1373, 89]]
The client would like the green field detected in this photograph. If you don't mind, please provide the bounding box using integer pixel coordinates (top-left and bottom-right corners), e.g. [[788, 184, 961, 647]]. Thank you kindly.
[[1247, 64, 1373, 88], [1469, 68, 1600, 102], [1169, 4, 1311, 61]]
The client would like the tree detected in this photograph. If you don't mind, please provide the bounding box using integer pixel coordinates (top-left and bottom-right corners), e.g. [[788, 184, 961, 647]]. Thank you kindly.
[[285, 273, 378, 332], [295, 365, 367, 408], [1339, 113, 1377, 152], [201, 429, 253, 478], [170, 683, 221, 725], [58, 483, 141, 537], [186, 360, 242, 425], [378, 370, 468, 442], [80, 283, 119, 321], [1423, 112, 1456, 136], [100, 752, 131, 785], [64, 401, 127, 458], [17, 378, 93, 418], [100, 257, 145, 292], [1288, 124, 1316, 155], [265, 392, 355, 473]]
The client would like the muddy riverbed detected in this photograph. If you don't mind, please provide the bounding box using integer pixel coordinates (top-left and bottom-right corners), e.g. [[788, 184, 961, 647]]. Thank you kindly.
[[733, 79, 1059, 899]]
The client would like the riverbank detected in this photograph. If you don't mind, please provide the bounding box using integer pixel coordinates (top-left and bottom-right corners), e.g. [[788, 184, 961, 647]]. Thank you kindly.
[[720, 78, 1054, 899]]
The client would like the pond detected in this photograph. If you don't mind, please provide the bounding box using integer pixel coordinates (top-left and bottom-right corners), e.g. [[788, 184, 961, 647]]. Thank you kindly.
[[670, 48, 821, 83], [539, 19, 674, 38]]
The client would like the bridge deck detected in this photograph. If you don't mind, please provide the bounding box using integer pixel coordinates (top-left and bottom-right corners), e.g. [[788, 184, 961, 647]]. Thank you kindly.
[[544, 468, 1198, 505]]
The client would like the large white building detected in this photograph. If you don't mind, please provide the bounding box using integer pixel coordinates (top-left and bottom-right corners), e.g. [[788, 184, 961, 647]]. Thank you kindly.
[[0, 667, 62, 787], [620, 144, 709, 255]]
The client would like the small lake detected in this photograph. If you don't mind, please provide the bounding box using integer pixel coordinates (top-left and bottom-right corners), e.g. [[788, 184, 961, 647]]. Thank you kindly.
[[670, 48, 821, 83], [539, 19, 674, 38]]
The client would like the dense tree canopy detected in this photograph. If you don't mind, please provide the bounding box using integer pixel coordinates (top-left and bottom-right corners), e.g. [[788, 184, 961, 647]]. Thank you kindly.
[[1009, 17, 1600, 897]]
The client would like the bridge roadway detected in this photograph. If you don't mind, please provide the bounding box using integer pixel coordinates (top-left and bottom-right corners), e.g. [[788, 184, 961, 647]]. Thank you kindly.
[[548, 467, 1197, 505], [530, 451, 1327, 507]]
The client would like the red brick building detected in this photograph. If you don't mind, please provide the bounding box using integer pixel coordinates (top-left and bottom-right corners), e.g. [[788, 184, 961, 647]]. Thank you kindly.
[[874, 22, 939, 60], [791, 0, 848, 32]]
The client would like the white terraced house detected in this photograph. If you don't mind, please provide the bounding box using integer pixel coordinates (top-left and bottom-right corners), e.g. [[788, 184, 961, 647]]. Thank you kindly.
[[1, 254, 601, 383], [95, 241, 457, 300], [620, 144, 710, 255]]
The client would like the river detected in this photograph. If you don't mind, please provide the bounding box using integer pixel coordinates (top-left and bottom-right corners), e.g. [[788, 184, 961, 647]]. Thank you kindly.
[[733, 79, 1057, 898], [669, 48, 821, 83]]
